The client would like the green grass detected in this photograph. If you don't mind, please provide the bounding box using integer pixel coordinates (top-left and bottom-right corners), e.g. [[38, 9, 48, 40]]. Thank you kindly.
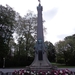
[[51, 62, 75, 68], [2, 63, 75, 69]]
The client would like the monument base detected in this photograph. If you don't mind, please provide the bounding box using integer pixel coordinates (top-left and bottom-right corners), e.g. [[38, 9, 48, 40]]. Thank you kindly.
[[29, 52, 57, 71]]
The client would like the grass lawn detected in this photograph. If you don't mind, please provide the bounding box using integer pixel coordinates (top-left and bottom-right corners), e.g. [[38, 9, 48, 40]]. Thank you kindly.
[[2, 63, 75, 69], [51, 63, 75, 68]]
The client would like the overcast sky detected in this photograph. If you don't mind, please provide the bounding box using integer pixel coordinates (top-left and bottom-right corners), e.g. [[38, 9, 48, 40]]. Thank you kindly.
[[0, 0, 75, 44]]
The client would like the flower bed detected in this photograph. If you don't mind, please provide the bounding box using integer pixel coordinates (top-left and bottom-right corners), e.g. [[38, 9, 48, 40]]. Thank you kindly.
[[12, 69, 75, 75]]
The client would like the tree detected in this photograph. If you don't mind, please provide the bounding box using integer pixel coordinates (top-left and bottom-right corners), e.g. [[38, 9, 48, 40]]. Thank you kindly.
[[0, 5, 16, 58], [55, 41, 66, 64], [0, 4, 16, 67], [64, 34, 75, 65], [45, 41, 56, 62], [55, 34, 75, 65], [15, 11, 37, 57]]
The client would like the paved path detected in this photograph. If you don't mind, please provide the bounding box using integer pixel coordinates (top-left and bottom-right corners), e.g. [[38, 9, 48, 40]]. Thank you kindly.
[[0, 68, 75, 73], [0, 68, 25, 73]]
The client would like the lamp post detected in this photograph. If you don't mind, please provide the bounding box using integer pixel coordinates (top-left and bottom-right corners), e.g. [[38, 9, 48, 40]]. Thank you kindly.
[[3, 57, 5, 68]]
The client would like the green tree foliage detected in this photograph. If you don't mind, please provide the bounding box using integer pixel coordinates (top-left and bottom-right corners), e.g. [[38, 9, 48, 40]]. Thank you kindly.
[[0, 5, 16, 58], [14, 11, 37, 57], [55, 41, 66, 64], [8, 11, 37, 67], [45, 41, 56, 62], [55, 34, 75, 65], [0, 4, 16, 67], [0, 4, 47, 67]]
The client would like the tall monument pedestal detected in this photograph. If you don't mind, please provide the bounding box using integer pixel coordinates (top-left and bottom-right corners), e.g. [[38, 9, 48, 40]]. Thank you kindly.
[[29, 2, 57, 72]]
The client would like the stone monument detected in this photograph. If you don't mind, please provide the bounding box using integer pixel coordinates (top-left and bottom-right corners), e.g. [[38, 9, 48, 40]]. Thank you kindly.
[[30, 1, 56, 71]]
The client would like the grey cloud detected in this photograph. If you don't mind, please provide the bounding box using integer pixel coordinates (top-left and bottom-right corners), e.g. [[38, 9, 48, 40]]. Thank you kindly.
[[43, 8, 58, 20]]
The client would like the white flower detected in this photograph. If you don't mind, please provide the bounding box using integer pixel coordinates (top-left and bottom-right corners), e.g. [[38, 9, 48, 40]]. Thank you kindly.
[[31, 71, 34, 74], [24, 70, 26, 73], [54, 72, 57, 75], [46, 73, 47, 75], [48, 71, 50, 73], [65, 73, 68, 75], [40, 72, 42, 74], [19, 71, 21, 74], [27, 71, 30, 73], [60, 70, 63, 73], [22, 73, 24, 75]]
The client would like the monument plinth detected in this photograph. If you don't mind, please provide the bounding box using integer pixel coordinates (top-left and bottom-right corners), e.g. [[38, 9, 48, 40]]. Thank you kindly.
[[29, 2, 56, 71]]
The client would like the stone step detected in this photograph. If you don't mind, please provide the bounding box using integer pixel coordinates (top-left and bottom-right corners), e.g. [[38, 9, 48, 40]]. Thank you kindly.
[[29, 66, 57, 72]]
